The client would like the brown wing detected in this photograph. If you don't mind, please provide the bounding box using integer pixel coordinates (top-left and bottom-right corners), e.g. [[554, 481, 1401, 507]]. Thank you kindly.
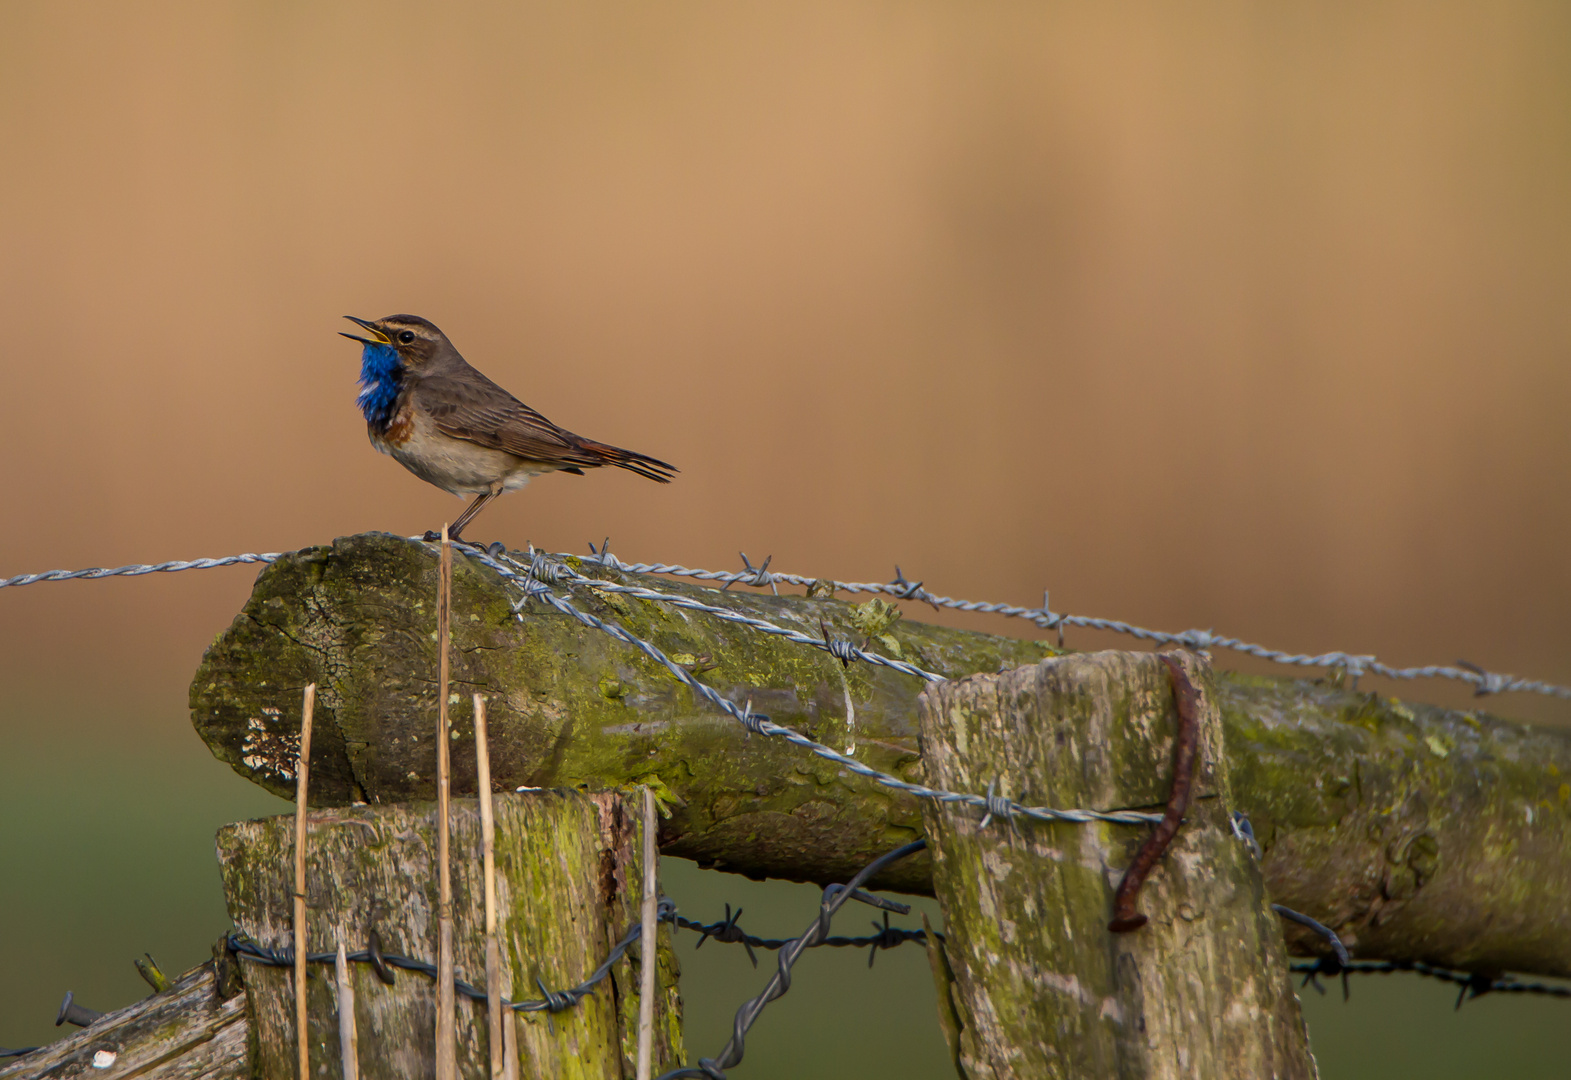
[[417, 372, 677, 482]]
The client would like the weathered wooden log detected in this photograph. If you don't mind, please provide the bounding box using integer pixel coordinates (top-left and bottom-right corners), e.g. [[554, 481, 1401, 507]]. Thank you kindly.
[[216, 789, 682, 1080], [919, 651, 1315, 1079], [191, 533, 1571, 977], [0, 960, 247, 1079], [1222, 674, 1571, 977]]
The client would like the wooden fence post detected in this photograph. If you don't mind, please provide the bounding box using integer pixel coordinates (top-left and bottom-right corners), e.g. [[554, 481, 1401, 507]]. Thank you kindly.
[[217, 790, 683, 1080], [919, 650, 1317, 1079]]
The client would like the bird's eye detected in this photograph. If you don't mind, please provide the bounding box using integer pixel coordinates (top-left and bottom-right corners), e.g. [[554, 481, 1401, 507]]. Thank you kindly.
[[398, 330, 416, 344]]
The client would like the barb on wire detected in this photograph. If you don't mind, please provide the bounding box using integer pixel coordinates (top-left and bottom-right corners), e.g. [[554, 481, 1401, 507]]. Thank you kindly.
[[889, 566, 939, 611], [695, 905, 757, 967], [862, 913, 911, 969], [818, 616, 857, 668], [722, 552, 777, 595], [657, 839, 929, 1080], [1456, 660, 1511, 697]]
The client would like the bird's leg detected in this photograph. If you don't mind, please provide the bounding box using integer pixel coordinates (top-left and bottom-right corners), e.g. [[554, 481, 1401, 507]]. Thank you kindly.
[[447, 487, 502, 542]]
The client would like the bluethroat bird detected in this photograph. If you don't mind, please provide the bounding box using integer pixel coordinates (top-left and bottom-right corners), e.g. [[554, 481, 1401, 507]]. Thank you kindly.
[[341, 314, 676, 539]]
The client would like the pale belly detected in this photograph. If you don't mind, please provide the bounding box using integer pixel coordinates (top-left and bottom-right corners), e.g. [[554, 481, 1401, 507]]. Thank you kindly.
[[370, 409, 547, 496]]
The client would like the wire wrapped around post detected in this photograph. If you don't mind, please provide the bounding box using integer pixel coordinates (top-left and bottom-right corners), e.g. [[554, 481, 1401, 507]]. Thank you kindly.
[[474, 694, 506, 1079]]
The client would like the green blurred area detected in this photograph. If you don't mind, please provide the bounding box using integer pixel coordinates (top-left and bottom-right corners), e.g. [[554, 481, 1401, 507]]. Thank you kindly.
[[1, 714, 1566, 1077], [0, 708, 289, 1051]]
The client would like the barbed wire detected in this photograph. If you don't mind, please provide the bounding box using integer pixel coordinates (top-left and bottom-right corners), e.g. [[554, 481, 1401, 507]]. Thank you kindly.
[[507, 547, 945, 683], [6, 890, 932, 1062], [221, 900, 935, 1015], [464, 542, 1162, 830], [677, 906, 933, 968], [229, 920, 639, 1018], [14, 878, 1564, 1069], [657, 839, 930, 1080], [223, 883, 929, 1023], [2, 538, 1565, 703], [5, 536, 1560, 839], [1291, 956, 1571, 1010], [576, 544, 1571, 701]]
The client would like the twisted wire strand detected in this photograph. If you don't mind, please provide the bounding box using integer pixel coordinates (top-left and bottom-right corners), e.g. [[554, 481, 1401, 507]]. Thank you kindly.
[[0, 552, 281, 589]]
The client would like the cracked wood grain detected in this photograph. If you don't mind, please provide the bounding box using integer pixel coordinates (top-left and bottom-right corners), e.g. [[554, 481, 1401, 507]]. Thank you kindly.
[[0, 963, 247, 1080]]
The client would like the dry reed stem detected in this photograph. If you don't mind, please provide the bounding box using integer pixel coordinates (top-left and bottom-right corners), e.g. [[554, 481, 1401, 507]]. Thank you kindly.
[[636, 786, 658, 1080], [435, 526, 456, 1080], [335, 941, 359, 1080], [502, 1009, 519, 1080], [294, 682, 316, 1080], [475, 693, 505, 1079]]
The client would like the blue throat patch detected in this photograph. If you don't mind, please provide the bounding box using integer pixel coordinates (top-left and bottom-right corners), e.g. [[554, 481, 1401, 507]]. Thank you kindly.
[[356, 343, 404, 429]]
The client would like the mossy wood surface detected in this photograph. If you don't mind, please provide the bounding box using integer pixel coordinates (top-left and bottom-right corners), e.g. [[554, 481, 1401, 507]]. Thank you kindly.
[[1221, 674, 1571, 976], [920, 652, 1315, 1080], [0, 962, 247, 1080], [192, 533, 1571, 976], [216, 789, 682, 1080]]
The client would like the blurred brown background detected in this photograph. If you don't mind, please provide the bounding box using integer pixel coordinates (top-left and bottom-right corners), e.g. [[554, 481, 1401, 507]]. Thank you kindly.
[[1, 2, 1568, 1074]]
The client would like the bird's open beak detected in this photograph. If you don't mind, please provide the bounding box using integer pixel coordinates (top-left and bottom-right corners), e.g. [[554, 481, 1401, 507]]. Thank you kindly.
[[340, 316, 392, 346]]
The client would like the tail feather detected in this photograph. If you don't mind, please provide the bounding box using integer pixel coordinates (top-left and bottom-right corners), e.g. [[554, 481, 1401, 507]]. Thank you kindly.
[[574, 439, 678, 483]]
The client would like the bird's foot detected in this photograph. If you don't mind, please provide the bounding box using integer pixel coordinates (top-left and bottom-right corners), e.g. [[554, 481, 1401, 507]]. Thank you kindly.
[[423, 529, 506, 556]]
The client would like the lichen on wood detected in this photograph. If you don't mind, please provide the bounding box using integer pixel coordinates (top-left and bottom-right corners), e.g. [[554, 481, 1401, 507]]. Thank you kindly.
[[216, 789, 682, 1079], [919, 651, 1316, 1079], [1219, 675, 1571, 976]]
